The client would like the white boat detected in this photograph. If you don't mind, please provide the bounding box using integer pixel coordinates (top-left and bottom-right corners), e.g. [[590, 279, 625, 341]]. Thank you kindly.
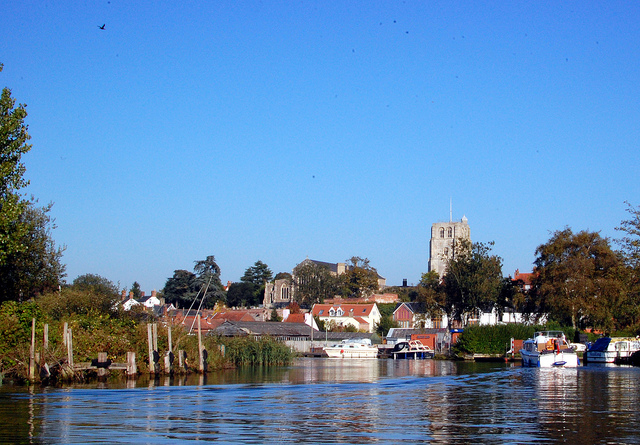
[[585, 337, 640, 363], [520, 331, 579, 368], [391, 340, 435, 359], [323, 338, 379, 359]]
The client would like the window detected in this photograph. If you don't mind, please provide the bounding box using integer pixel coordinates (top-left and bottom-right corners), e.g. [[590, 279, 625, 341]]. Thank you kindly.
[[318, 310, 324, 315], [448, 227, 453, 238], [444, 247, 449, 256], [336, 308, 344, 316], [440, 228, 445, 238], [329, 309, 335, 316]]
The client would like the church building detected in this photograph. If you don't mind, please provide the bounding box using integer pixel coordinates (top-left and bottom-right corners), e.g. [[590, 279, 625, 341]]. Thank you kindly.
[[428, 215, 470, 278]]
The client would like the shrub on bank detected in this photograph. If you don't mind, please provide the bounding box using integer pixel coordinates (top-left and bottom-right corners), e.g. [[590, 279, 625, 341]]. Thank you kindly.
[[220, 336, 295, 366], [453, 324, 582, 355]]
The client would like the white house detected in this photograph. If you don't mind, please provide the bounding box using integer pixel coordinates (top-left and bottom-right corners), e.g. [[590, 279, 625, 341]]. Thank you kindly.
[[311, 303, 381, 333]]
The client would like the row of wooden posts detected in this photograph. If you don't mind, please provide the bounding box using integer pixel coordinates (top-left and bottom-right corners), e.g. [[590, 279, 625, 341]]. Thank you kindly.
[[28, 314, 221, 380]]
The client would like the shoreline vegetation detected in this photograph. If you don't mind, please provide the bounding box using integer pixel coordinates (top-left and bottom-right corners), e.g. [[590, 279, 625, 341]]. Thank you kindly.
[[1, 284, 612, 386], [0, 289, 296, 385]]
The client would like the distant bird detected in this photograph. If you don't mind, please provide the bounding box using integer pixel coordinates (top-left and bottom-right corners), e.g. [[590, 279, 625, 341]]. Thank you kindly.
[[98, 24, 106, 30]]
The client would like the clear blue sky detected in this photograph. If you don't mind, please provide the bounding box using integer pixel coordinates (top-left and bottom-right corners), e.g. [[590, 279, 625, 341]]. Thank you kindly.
[[3, 1, 639, 292]]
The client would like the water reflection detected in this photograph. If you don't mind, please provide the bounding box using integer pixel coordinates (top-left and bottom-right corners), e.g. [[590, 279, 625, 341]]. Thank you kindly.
[[3, 359, 640, 443]]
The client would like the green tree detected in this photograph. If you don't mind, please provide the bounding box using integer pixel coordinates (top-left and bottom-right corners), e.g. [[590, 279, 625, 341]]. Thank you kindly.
[[415, 270, 446, 319], [616, 202, 640, 330], [241, 260, 273, 285], [292, 261, 338, 308], [443, 240, 503, 326], [72, 273, 120, 298], [130, 281, 142, 299], [269, 308, 282, 322], [533, 228, 625, 331], [164, 256, 225, 309], [375, 315, 398, 338], [240, 260, 272, 305], [0, 200, 66, 303], [0, 64, 32, 265], [617, 201, 640, 269], [339, 256, 379, 299], [163, 269, 198, 308], [274, 272, 292, 281], [226, 281, 258, 307]]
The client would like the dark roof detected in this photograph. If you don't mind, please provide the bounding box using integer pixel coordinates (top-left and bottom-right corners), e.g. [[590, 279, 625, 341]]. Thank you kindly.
[[387, 328, 448, 339], [212, 321, 316, 337], [309, 259, 339, 273], [393, 302, 426, 313], [211, 321, 378, 342]]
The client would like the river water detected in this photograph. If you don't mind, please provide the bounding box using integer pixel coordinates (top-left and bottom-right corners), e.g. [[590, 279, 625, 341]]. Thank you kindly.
[[2, 358, 640, 444]]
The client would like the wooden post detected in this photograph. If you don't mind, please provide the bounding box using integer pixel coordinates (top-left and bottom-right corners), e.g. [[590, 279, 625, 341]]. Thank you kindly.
[[197, 315, 204, 372], [152, 323, 158, 351], [167, 326, 172, 353], [126, 352, 137, 376], [97, 352, 108, 377], [147, 324, 155, 373], [63, 322, 68, 346], [43, 324, 49, 350], [67, 328, 74, 368], [29, 318, 36, 380], [178, 350, 186, 371]]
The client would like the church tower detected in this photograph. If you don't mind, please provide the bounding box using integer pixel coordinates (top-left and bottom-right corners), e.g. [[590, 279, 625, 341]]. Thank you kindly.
[[428, 215, 470, 278]]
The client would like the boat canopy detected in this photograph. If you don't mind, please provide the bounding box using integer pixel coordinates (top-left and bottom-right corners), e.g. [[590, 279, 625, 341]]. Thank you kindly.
[[589, 337, 612, 352]]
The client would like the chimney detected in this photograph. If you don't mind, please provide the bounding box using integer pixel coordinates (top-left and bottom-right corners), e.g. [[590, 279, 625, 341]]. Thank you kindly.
[[403, 279, 407, 287], [151, 290, 157, 298], [121, 289, 127, 301], [129, 291, 134, 300], [141, 291, 145, 298]]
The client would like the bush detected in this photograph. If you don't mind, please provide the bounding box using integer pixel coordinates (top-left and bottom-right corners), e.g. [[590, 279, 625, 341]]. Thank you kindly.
[[220, 336, 294, 366], [453, 324, 576, 355]]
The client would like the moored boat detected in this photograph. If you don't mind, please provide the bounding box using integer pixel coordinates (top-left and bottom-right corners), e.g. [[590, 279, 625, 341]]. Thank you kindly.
[[391, 340, 434, 359], [520, 331, 579, 367], [323, 338, 379, 359], [585, 337, 640, 364]]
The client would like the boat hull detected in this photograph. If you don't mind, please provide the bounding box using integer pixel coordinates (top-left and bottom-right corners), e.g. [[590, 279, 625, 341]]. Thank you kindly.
[[323, 347, 379, 359], [521, 349, 579, 367], [585, 338, 640, 363]]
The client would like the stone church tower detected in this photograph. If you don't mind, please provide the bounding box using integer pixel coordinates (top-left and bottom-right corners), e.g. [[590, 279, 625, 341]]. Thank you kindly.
[[428, 215, 470, 278]]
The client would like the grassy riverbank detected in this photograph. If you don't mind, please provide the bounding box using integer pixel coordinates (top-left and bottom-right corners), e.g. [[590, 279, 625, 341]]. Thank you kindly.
[[0, 290, 295, 384]]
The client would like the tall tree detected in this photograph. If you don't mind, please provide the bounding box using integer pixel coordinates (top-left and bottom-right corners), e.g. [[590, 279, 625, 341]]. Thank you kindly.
[[71, 273, 120, 298], [0, 200, 65, 302], [130, 281, 142, 299], [0, 63, 32, 265], [241, 260, 273, 285], [615, 202, 640, 330], [533, 228, 624, 331], [616, 201, 640, 269], [443, 240, 503, 326], [240, 260, 272, 305], [339, 256, 380, 299], [415, 270, 446, 319], [226, 281, 258, 307], [163, 255, 225, 309], [292, 261, 338, 308], [163, 269, 198, 308]]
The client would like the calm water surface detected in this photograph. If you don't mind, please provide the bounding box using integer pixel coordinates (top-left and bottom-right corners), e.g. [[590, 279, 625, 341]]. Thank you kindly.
[[2, 359, 640, 444]]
